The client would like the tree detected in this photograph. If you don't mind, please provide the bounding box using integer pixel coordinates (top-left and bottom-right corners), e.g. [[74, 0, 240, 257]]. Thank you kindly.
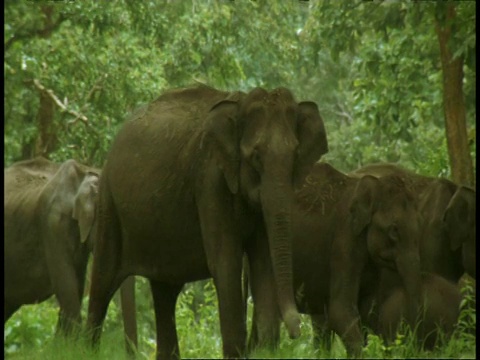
[[302, 0, 475, 181], [434, 2, 475, 186]]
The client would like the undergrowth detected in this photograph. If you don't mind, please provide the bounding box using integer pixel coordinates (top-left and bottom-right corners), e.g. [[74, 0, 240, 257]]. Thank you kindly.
[[4, 278, 476, 359]]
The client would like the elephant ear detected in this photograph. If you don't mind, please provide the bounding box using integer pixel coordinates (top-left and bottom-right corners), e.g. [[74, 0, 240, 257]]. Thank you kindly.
[[350, 175, 378, 236], [205, 94, 242, 194], [296, 101, 329, 171], [444, 185, 476, 251], [72, 174, 99, 244]]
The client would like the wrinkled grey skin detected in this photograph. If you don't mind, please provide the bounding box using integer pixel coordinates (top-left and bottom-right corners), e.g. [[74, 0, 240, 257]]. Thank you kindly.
[[248, 163, 422, 357], [86, 85, 328, 359], [350, 163, 475, 351], [351, 163, 476, 282], [360, 272, 462, 349], [4, 157, 99, 334], [4, 158, 137, 350]]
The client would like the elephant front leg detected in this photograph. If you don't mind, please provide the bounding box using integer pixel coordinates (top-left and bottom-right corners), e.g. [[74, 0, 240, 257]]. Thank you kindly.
[[212, 246, 247, 358], [198, 217, 247, 357], [48, 258, 84, 337], [246, 229, 280, 353], [328, 232, 367, 358], [149, 280, 182, 360], [329, 303, 363, 357], [196, 184, 248, 358]]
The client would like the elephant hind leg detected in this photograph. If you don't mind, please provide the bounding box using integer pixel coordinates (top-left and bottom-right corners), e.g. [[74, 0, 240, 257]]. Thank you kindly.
[[120, 276, 138, 354], [311, 312, 334, 350], [87, 269, 126, 347], [86, 194, 125, 348], [149, 280, 183, 360]]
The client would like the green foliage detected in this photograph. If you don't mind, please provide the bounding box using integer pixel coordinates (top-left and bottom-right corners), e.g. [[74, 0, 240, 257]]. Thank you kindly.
[[5, 1, 167, 167], [303, 0, 475, 177], [5, 329, 132, 360], [5, 276, 476, 359], [176, 280, 222, 358], [456, 278, 476, 339], [4, 299, 57, 356], [4, 0, 476, 181]]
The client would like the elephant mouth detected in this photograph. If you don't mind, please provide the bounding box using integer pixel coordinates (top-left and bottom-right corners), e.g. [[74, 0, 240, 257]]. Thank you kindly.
[[375, 254, 396, 271]]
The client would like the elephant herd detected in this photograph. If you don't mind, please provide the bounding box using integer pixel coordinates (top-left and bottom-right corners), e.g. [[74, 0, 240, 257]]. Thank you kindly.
[[4, 85, 476, 359]]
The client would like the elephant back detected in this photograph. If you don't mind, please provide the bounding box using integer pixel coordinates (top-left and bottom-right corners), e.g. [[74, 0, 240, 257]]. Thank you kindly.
[[295, 162, 351, 214]]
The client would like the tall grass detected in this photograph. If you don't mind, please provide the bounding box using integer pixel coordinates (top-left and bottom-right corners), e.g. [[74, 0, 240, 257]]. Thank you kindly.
[[4, 278, 476, 359]]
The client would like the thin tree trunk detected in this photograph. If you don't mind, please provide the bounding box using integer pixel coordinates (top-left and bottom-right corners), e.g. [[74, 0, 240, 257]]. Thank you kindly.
[[34, 89, 57, 158], [20, 113, 35, 160], [434, 3, 474, 187]]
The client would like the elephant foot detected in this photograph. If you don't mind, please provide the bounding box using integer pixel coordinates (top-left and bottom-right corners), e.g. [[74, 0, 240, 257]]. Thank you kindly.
[[283, 308, 301, 339]]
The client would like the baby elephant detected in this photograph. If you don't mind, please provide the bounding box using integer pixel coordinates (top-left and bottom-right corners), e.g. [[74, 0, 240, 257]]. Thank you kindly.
[[363, 273, 462, 349]]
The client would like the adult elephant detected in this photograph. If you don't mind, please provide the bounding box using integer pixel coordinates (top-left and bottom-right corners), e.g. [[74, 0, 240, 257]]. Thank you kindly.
[[351, 163, 476, 282], [86, 85, 328, 359], [247, 162, 423, 357], [4, 157, 137, 349], [360, 272, 462, 349]]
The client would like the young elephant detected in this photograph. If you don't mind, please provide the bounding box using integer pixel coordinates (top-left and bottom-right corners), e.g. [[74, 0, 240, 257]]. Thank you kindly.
[[360, 272, 462, 349], [350, 163, 474, 350], [351, 163, 476, 282], [248, 162, 423, 357], [4, 157, 99, 334]]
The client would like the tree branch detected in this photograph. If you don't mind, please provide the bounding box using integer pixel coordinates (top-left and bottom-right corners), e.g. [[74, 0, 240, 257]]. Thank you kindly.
[[4, 11, 66, 53], [31, 79, 89, 123]]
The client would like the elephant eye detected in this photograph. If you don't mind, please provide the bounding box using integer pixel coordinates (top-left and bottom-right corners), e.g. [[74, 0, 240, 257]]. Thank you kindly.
[[250, 148, 263, 173], [388, 224, 399, 243]]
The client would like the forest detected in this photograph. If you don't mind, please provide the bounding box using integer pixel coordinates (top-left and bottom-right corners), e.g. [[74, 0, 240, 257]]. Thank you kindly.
[[4, 1, 476, 359]]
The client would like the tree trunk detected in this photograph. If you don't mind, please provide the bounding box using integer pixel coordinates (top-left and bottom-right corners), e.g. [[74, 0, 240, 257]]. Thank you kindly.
[[434, 3, 474, 187], [34, 90, 57, 158]]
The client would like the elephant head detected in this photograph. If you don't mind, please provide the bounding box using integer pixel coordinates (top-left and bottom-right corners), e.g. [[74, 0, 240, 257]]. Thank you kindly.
[[350, 175, 422, 325], [40, 160, 100, 253], [351, 163, 475, 283], [206, 87, 328, 338], [418, 179, 476, 281], [72, 172, 100, 248]]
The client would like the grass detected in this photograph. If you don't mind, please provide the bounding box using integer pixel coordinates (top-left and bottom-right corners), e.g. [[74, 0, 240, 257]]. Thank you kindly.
[[4, 278, 476, 359]]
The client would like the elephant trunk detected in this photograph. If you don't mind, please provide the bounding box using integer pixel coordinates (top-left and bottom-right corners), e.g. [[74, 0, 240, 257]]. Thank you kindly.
[[260, 167, 301, 339], [396, 251, 422, 327]]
